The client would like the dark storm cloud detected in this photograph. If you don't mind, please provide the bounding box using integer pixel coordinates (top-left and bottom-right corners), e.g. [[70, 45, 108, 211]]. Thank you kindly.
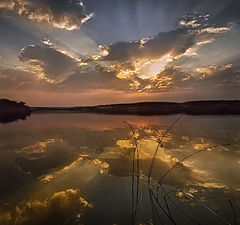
[[18, 44, 78, 80], [0, 0, 94, 30]]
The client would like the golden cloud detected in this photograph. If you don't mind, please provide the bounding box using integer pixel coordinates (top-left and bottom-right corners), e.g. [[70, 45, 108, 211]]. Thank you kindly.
[[0, 0, 94, 30], [18, 44, 85, 83], [196, 64, 232, 79], [0, 189, 92, 225]]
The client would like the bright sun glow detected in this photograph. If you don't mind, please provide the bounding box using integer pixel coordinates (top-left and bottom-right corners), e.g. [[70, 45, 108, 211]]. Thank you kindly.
[[116, 53, 173, 80]]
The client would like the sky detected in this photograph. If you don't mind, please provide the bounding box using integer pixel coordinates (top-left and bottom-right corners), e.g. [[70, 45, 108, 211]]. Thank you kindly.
[[0, 0, 240, 106]]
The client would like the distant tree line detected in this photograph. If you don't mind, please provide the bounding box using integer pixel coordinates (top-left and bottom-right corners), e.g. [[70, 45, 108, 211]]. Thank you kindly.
[[0, 99, 31, 123], [33, 100, 240, 115]]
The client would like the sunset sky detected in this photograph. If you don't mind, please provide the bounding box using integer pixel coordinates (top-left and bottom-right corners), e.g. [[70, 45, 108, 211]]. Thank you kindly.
[[0, 0, 239, 106]]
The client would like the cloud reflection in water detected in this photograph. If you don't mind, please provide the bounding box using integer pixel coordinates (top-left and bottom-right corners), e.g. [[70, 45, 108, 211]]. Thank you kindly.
[[0, 113, 240, 224]]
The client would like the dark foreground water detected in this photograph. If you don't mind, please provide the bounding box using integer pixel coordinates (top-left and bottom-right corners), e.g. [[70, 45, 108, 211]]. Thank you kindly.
[[0, 113, 239, 225]]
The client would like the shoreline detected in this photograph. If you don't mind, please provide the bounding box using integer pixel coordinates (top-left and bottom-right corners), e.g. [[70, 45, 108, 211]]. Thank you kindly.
[[30, 100, 240, 116]]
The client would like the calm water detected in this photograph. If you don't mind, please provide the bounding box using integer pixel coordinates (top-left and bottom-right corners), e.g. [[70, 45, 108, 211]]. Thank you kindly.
[[0, 113, 240, 225]]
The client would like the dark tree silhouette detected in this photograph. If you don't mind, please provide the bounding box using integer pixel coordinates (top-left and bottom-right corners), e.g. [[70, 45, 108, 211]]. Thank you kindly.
[[0, 99, 31, 123]]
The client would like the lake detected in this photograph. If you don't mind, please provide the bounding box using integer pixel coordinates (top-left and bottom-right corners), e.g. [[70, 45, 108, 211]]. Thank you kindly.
[[0, 113, 239, 225]]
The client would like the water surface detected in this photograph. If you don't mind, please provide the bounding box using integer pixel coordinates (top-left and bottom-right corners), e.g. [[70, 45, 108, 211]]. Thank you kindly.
[[0, 113, 240, 225]]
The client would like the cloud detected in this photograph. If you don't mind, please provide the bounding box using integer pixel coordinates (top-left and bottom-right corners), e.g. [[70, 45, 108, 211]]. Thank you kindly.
[[0, 68, 52, 90], [85, 13, 233, 92], [0, 0, 94, 30], [2, 9, 238, 98], [0, 62, 129, 93], [15, 138, 78, 175], [10, 24, 240, 96], [195, 64, 233, 77], [114, 62, 240, 93], [117, 66, 194, 93], [16, 41, 130, 90], [0, 68, 35, 88], [197, 64, 240, 87], [0, 189, 92, 225], [96, 13, 230, 63], [1, 7, 232, 96], [160, 63, 240, 92], [18, 44, 79, 82], [61, 70, 129, 91], [179, 12, 209, 28], [211, 0, 240, 25]]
